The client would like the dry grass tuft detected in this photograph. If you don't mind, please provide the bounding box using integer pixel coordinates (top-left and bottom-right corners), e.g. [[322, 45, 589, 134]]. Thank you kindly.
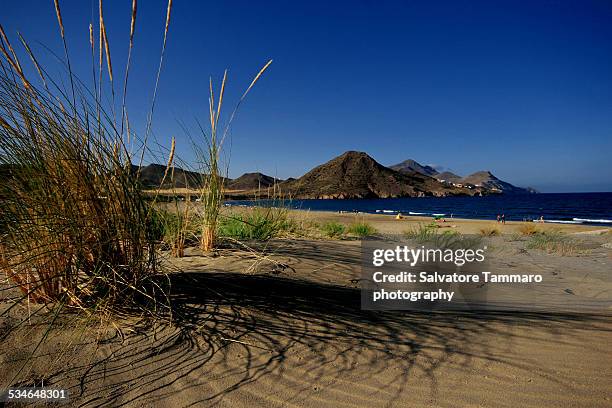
[[0, 0, 178, 314], [518, 223, 539, 236], [479, 226, 500, 236]]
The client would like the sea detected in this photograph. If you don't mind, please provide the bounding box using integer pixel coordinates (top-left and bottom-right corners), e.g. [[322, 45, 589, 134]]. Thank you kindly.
[[226, 192, 612, 226]]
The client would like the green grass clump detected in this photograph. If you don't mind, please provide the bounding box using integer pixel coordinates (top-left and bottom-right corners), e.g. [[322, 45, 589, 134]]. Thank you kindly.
[[347, 222, 377, 237], [218, 208, 294, 241], [526, 230, 582, 256], [404, 223, 438, 242], [321, 221, 346, 238], [404, 224, 481, 249]]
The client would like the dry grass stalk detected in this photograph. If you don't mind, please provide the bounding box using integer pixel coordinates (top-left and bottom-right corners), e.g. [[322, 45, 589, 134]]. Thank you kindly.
[[120, 0, 137, 138], [138, 0, 173, 171], [53, 0, 76, 107], [198, 62, 272, 252], [159, 136, 176, 188]]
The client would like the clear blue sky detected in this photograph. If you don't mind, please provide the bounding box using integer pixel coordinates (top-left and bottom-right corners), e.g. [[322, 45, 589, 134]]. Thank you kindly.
[[3, 0, 612, 192]]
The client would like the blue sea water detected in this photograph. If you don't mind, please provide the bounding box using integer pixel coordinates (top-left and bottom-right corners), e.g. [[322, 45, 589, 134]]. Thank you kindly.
[[227, 192, 612, 226]]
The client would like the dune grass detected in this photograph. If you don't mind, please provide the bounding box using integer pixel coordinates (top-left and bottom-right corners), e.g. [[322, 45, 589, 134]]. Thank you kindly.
[[526, 230, 584, 256], [152, 206, 196, 257], [347, 222, 377, 237], [0, 62, 156, 309], [404, 224, 482, 249], [0, 0, 183, 321], [194, 63, 272, 252], [518, 223, 540, 236], [218, 207, 295, 241], [321, 222, 346, 238], [479, 226, 500, 236], [403, 223, 438, 242]]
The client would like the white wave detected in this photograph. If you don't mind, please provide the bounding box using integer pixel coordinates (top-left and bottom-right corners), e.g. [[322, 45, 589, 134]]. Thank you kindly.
[[432, 213, 446, 216], [382, 210, 396, 213], [409, 211, 426, 215], [533, 220, 583, 224], [573, 218, 612, 224]]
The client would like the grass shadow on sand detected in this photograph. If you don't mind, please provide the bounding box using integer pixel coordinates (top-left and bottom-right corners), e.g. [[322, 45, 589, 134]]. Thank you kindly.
[[3, 240, 610, 407], [67, 274, 610, 406]]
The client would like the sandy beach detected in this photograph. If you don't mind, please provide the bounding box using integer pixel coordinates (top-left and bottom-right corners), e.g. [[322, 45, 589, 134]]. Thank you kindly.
[[1, 210, 611, 407], [288, 209, 609, 235]]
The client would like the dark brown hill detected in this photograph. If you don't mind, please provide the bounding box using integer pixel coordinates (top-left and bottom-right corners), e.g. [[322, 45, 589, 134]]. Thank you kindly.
[[132, 164, 206, 189], [131, 164, 231, 189], [283, 151, 475, 199], [227, 172, 279, 190]]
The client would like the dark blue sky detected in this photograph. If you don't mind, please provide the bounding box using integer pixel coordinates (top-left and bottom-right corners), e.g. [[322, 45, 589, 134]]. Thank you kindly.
[[3, 0, 612, 192]]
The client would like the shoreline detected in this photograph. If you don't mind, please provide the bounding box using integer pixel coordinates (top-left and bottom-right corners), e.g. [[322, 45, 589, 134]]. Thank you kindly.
[[225, 206, 611, 235]]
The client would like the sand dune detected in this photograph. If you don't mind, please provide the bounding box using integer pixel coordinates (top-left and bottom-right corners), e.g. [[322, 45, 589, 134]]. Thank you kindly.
[[2, 233, 611, 407]]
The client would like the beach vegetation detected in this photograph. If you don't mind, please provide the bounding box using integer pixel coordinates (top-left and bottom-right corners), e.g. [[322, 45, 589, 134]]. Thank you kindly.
[[403, 223, 438, 242], [347, 222, 377, 237], [153, 206, 196, 257], [479, 226, 500, 236], [321, 221, 346, 238], [518, 223, 539, 236], [218, 207, 295, 241], [526, 230, 584, 256], [194, 63, 272, 252], [506, 233, 525, 242], [404, 224, 482, 249], [0, 0, 175, 311]]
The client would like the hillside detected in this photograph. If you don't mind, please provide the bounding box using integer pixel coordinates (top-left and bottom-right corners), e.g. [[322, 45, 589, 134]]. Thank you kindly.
[[435, 171, 462, 183], [132, 164, 207, 189], [283, 151, 475, 199], [389, 159, 439, 177], [227, 172, 279, 190], [459, 171, 532, 194], [390, 158, 534, 194]]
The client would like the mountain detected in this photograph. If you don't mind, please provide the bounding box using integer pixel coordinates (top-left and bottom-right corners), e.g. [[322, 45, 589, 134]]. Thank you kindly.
[[390, 159, 439, 177], [459, 171, 532, 194], [283, 151, 476, 199], [133, 164, 206, 189], [434, 171, 462, 183], [133, 164, 230, 189], [391, 158, 534, 194], [227, 172, 279, 190]]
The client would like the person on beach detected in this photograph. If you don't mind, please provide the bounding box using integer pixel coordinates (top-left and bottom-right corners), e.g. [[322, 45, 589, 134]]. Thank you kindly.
[[539, 215, 544, 223], [497, 214, 500, 223], [501, 214, 506, 224]]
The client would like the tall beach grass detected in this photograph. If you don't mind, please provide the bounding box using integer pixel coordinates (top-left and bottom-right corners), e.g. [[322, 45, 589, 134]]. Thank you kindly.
[[0, 0, 173, 312]]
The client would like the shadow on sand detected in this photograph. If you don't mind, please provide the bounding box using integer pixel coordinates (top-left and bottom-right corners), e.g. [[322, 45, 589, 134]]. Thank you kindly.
[[25, 241, 609, 407]]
